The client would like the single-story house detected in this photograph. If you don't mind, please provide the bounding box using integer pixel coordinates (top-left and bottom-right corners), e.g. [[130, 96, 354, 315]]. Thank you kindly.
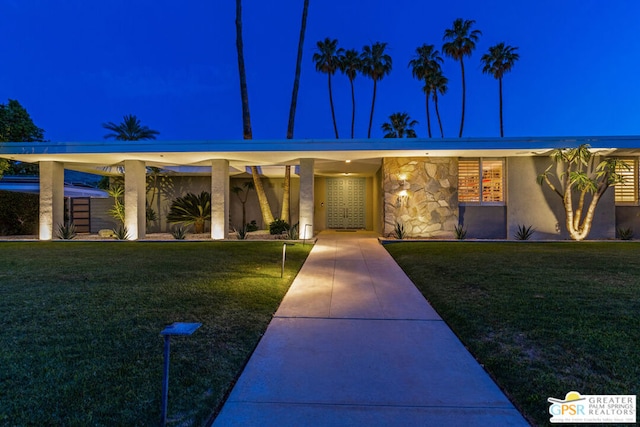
[[1, 136, 640, 240]]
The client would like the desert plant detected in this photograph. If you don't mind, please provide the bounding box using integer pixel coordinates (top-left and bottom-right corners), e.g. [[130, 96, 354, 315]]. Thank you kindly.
[[269, 219, 290, 235], [393, 221, 406, 239], [286, 222, 299, 240], [246, 220, 259, 232], [514, 224, 535, 240], [454, 224, 467, 240], [171, 226, 187, 240], [112, 225, 130, 240], [235, 225, 248, 240], [107, 184, 125, 224], [617, 227, 634, 240], [55, 222, 77, 240], [166, 191, 211, 234]]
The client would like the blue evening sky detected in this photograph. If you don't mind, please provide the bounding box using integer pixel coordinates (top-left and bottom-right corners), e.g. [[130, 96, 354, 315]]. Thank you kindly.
[[2, 0, 639, 142]]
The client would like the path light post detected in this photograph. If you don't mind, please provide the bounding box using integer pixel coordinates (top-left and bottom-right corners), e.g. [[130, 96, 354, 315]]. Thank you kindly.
[[160, 322, 202, 427], [281, 242, 295, 278]]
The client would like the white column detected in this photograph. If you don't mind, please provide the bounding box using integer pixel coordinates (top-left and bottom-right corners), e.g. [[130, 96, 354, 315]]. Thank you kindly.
[[299, 158, 315, 239], [211, 159, 229, 239], [124, 160, 146, 240], [39, 161, 65, 240]]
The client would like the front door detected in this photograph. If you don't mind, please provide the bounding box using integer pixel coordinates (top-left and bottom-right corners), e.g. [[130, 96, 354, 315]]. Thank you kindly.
[[327, 178, 365, 229]]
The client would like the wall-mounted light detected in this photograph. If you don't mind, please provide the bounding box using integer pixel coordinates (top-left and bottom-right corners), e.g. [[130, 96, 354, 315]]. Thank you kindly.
[[396, 189, 409, 208]]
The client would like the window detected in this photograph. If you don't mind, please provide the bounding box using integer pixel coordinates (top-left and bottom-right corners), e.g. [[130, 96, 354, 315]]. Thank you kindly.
[[458, 158, 505, 204], [615, 158, 638, 204]]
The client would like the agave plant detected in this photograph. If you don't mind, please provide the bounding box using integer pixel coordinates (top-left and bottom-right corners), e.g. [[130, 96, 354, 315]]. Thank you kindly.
[[393, 221, 407, 239], [454, 224, 467, 240], [112, 225, 130, 240], [166, 191, 211, 234], [55, 222, 77, 240], [514, 224, 535, 240], [171, 226, 187, 240]]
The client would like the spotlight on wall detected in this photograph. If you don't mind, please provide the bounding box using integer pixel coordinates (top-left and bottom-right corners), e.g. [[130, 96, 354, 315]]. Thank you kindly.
[[396, 189, 409, 208]]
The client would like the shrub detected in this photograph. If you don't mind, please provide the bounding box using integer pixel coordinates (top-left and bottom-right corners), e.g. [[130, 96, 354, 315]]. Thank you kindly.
[[514, 224, 535, 240], [269, 219, 290, 235], [393, 221, 406, 239], [286, 222, 299, 240], [617, 227, 634, 240], [0, 191, 38, 235], [454, 224, 467, 240], [246, 220, 259, 232], [55, 222, 77, 240], [171, 226, 187, 240], [166, 191, 211, 234]]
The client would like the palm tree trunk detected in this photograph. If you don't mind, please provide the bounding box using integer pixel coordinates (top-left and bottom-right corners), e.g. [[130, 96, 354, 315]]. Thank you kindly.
[[434, 93, 444, 138], [283, 0, 309, 222], [425, 91, 432, 138], [499, 77, 504, 137], [328, 73, 339, 138], [368, 79, 378, 138], [236, 0, 274, 227], [459, 58, 466, 138], [350, 78, 356, 138]]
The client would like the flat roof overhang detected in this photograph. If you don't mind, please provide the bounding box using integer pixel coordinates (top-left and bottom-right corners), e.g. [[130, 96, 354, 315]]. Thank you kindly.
[[2, 136, 640, 177]]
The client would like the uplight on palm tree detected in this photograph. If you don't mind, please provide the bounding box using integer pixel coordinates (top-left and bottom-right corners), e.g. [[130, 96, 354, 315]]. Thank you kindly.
[[381, 112, 418, 138], [409, 44, 443, 138], [443, 18, 481, 138], [313, 38, 343, 139], [360, 42, 392, 138], [338, 49, 361, 138], [481, 42, 520, 137], [102, 114, 159, 141]]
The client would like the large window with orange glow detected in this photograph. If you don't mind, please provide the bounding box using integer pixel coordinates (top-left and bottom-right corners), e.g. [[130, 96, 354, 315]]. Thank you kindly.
[[615, 158, 638, 204], [458, 158, 505, 204]]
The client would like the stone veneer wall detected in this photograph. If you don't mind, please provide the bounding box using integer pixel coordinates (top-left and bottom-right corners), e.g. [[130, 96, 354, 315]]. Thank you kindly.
[[382, 157, 458, 238]]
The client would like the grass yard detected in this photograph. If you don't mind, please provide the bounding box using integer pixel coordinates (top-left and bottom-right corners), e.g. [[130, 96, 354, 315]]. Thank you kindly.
[[0, 241, 311, 426], [385, 242, 640, 426]]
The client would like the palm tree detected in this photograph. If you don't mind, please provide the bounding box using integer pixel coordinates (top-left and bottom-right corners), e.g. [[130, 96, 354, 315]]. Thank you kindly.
[[381, 112, 418, 138], [166, 191, 211, 234], [338, 49, 361, 138], [425, 68, 448, 138], [312, 38, 343, 139], [360, 42, 392, 138], [236, 0, 275, 227], [102, 114, 159, 140], [231, 180, 255, 229], [282, 0, 309, 223], [481, 42, 520, 137], [442, 18, 482, 137], [408, 44, 443, 138]]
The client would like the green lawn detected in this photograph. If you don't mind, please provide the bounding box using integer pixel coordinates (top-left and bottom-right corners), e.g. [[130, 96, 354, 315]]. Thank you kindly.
[[385, 242, 640, 426], [0, 241, 311, 426]]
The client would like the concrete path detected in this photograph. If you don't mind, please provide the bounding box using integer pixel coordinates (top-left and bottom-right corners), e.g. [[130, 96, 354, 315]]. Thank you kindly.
[[213, 231, 529, 426]]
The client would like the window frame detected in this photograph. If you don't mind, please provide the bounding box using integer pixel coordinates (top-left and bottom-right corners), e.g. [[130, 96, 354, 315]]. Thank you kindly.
[[614, 157, 638, 205], [458, 157, 506, 206]]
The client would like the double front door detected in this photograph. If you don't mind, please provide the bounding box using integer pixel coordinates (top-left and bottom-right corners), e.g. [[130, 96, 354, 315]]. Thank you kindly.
[[327, 178, 365, 229]]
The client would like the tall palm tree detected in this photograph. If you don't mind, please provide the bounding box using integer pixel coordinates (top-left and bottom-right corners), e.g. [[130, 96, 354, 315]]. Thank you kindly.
[[408, 44, 443, 138], [236, 0, 275, 227], [381, 112, 418, 138], [442, 18, 482, 138], [481, 42, 520, 137], [312, 38, 343, 139], [102, 114, 159, 140], [360, 42, 392, 138], [425, 68, 448, 138], [282, 0, 309, 223], [338, 49, 361, 138]]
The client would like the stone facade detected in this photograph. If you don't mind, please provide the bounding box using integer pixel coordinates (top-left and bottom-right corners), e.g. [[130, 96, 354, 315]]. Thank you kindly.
[[382, 157, 458, 238]]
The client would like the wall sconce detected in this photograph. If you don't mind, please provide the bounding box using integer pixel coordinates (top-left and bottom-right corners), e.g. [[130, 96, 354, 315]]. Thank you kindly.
[[396, 189, 409, 208]]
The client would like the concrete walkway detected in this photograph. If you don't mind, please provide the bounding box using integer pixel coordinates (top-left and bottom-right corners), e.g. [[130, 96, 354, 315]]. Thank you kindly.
[[213, 231, 529, 426]]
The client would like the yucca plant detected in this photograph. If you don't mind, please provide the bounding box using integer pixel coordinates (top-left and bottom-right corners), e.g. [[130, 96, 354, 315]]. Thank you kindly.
[[617, 227, 634, 240], [514, 224, 535, 240], [235, 225, 248, 240], [454, 224, 467, 240], [171, 226, 187, 240], [55, 222, 77, 240], [112, 225, 130, 240], [166, 191, 211, 234], [393, 221, 406, 239]]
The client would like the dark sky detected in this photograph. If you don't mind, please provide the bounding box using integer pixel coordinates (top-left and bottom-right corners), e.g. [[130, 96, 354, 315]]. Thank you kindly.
[[3, 0, 639, 141]]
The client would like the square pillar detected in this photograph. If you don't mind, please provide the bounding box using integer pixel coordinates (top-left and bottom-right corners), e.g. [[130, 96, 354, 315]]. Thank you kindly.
[[124, 160, 146, 240], [211, 159, 229, 240], [299, 158, 315, 239], [39, 161, 65, 240]]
